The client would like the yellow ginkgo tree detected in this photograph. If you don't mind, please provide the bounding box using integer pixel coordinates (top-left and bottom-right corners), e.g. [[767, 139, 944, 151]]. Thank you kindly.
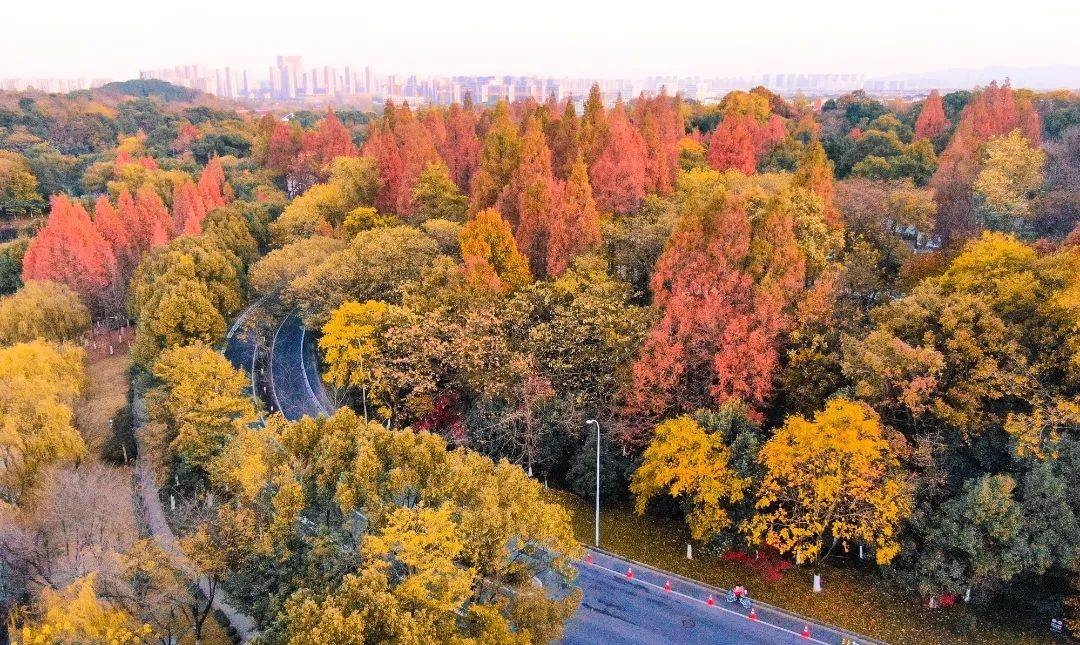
[[630, 415, 750, 541], [0, 340, 87, 500], [320, 299, 387, 421], [15, 574, 152, 645], [743, 397, 912, 569]]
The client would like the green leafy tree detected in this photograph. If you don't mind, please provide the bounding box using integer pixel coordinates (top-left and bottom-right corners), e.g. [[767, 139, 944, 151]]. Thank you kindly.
[[287, 226, 439, 327]]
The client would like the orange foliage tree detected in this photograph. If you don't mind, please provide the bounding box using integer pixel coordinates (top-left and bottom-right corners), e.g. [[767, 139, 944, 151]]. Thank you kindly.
[[622, 176, 788, 446], [460, 208, 532, 293], [707, 113, 757, 174], [914, 90, 948, 142], [590, 102, 646, 214], [547, 154, 601, 277], [22, 196, 117, 314]]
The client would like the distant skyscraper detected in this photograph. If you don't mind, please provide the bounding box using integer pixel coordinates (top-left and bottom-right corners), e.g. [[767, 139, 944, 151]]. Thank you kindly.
[[277, 55, 303, 99]]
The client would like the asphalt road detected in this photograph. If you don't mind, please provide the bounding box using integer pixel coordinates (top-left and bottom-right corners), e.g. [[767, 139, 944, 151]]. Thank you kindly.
[[224, 308, 880, 645], [268, 314, 327, 420], [569, 549, 877, 645]]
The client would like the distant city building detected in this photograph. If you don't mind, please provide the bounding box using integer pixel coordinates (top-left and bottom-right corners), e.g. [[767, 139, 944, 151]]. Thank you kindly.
[[4, 56, 975, 105], [0, 77, 110, 92]]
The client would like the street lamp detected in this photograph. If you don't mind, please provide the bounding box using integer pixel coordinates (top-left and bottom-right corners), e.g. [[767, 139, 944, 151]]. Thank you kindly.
[[586, 419, 600, 547]]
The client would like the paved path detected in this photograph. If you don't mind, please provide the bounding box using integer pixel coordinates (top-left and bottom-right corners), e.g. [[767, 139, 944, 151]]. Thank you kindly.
[[132, 396, 257, 642], [229, 303, 883, 645]]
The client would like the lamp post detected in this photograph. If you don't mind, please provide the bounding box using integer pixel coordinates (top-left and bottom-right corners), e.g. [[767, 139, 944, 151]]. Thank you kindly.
[[586, 419, 600, 547]]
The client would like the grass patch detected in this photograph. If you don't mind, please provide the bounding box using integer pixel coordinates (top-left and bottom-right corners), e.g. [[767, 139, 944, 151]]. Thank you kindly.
[[545, 488, 1056, 645], [77, 351, 133, 458]]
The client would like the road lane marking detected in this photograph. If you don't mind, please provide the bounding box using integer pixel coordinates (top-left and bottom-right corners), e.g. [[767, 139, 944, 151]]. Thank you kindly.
[[268, 314, 288, 417], [586, 560, 830, 644], [297, 322, 330, 416]]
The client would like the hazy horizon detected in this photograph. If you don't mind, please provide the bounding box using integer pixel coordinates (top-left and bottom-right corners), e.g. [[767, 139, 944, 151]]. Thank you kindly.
[[7, 0, 1080, 81]]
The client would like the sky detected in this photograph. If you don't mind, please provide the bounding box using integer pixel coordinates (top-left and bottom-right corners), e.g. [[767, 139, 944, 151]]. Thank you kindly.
[[6, 0, 1080, 80]]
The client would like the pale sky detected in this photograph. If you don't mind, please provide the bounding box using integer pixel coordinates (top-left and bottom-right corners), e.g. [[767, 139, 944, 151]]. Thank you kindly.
[[5, 0, 1080, 80]]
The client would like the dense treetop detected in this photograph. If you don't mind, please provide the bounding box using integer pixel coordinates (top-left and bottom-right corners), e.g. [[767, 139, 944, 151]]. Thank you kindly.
[[5, 78, 1080, 641]]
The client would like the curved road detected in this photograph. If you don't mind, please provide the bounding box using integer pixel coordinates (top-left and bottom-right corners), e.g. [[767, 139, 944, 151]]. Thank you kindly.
[[225, 308, 882, 645]]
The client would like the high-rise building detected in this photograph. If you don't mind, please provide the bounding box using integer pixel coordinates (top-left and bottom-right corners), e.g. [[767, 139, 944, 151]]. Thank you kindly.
[[277, 55, 303, 99]]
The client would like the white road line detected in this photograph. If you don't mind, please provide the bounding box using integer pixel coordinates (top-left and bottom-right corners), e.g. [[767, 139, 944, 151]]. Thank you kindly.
[[268, 315, 288, 416], [587, 561, 830, 644], [297, 323, 329, 415]]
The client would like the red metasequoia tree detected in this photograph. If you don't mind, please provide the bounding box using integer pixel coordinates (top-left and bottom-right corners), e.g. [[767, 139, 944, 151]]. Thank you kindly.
[[511, 117, 560, 275], [22, 195, 117, 312], [93, 195, 140, 311], [393, 103, 442, 216], [590, 102, 646, 215], [362, 123, 404, 215], [579, 84, 609, 167], [621, 188, 785, 447], [361, 101, 439, 217], [914, 90, 948, 142], [113, 150, 134, 174], [422, 108, 448, 152], [753, 114, 787, 157], [547, 154, 601, 277], [707, 113, 757, 175], [442, 102, 481, 191], [635, 90, 683, 195], [172, 180, 207, 236], [266, 122, 302, 178], [308, 109, 358, 164], [93, 196, 132, 276], [548, 99, 581, 181], [198, 157, 229, 211], [131, 187, 172, 252], [174, 122, 198, 154]]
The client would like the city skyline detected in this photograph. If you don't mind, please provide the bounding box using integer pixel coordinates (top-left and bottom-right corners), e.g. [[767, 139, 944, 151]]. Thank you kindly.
[[133, 55, 876, 104], [8, 54, 1080, 106]]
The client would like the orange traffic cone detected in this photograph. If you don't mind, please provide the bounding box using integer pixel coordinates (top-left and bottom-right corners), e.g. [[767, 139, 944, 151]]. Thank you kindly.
[[706, 594, 715, 606], [586, 553, 592, 564], [626, 567, 634, 579], [748, 608, 758, 621], [802, 625, 810, 638], [664, 580, 672, 592]]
